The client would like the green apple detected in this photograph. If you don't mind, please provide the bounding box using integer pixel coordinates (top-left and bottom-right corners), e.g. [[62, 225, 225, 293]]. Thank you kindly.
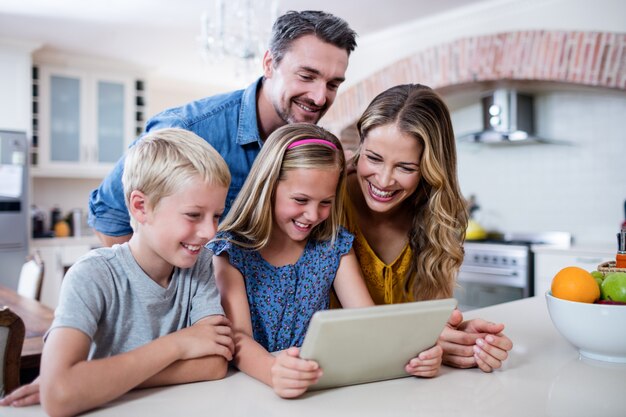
[[590, 270, 604, 281], [600, 272, 626, 302], [590, 270, 604, 288]]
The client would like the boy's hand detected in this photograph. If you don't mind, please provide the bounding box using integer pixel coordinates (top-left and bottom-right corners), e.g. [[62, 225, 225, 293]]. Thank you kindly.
[[405, 345, 442, 378], [0, 377, 40, 407], [271, 347, 322, 399], [173, 315, 234, 361]]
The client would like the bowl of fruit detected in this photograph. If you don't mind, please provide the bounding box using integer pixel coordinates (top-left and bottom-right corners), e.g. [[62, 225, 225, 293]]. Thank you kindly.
[[545, 266, 626, 363]]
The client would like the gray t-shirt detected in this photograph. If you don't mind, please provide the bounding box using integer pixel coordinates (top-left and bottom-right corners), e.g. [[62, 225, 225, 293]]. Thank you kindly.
[[49, 243, 223, 359]]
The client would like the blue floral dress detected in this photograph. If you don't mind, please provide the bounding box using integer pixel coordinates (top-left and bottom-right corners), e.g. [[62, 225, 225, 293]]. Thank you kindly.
[[208, 227, 354, 352]]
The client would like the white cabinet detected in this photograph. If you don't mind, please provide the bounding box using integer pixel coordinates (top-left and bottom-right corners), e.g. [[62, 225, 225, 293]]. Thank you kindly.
[[534, 247, 614, 296], [32, 64, 143, 178]]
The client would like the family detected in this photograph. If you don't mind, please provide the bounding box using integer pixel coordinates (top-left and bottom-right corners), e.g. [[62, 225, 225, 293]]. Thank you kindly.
[[0, 10, 513, 416]]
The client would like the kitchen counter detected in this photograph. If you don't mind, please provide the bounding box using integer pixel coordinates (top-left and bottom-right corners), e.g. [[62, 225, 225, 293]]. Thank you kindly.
[[30, 235, 101, 248], [532, 243, 614, 256], [2, 296, 625, 417]]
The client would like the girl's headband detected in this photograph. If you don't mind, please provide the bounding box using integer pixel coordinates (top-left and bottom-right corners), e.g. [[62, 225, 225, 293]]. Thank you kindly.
[[287, 138, 338, 150]]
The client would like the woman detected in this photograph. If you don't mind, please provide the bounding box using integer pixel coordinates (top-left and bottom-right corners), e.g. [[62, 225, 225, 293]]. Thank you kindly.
[[344, 84, 512, 372]]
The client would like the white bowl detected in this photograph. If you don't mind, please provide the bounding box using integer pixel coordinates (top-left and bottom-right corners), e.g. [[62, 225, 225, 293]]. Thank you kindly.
[[545, 291, 626, 363]]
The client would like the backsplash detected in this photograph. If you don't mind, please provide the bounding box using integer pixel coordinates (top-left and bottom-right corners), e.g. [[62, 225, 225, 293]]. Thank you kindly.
[[31, 177, 102, 234], [452, 89, 626, 245]]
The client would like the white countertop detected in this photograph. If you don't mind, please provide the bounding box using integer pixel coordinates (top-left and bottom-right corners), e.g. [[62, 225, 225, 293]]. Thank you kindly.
[[531, 243, 614, 256], [3, 296, 625, 417], [30, 235, 101, 248]]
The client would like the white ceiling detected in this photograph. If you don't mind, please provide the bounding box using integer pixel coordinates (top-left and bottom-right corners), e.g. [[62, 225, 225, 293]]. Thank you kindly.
[[0, 0, 486, 90]]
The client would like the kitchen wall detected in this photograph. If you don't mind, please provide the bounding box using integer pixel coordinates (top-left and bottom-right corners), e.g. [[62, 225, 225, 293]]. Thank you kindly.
[[345, 0, 626, 90], [31, 177, 102, 231], [0, 39, 37, 132], [452, 89, 626, 245]]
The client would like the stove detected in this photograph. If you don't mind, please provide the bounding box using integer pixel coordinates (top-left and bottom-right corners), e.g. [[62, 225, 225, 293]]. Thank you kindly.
[[454, 232, 571, 311]]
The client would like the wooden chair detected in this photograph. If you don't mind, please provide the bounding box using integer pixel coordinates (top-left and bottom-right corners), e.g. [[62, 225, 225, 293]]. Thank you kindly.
[[17, 252, 44, 301], [0, 307, 25, 397]]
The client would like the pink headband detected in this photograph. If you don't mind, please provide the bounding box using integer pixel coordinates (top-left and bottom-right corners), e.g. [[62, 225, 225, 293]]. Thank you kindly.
[[287, 138, 338, 150]]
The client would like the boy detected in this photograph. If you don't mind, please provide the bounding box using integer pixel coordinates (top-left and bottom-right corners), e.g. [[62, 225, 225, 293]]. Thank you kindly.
[[3, 128, 234, 416]]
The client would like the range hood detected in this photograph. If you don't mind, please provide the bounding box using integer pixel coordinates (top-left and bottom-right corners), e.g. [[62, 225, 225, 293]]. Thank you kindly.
[[458, 89, 560, 145]]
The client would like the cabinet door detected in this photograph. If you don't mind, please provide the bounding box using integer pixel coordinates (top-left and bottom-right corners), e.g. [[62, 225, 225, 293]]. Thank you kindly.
[[95, 77, 133, 164], [50, 74, 81, 162], [39, 67, 88, 167], [34, 66, 136, 178], [535, 251, 613, 296]]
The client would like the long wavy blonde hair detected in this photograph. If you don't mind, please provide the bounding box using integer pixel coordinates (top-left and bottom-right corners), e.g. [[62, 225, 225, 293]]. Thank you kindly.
[[218, 123, 346, 250], [356, 84, 468, 300]]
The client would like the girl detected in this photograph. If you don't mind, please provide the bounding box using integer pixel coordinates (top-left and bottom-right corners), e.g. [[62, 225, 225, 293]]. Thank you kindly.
[[343, 84, 513, 372], [209, 123, 443, 399]]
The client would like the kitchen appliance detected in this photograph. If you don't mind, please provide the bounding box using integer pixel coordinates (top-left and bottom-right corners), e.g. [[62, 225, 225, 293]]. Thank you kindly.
[[457, 89, 567, 145], [0, 130, 29, 290], [454, 232, 571, 311]]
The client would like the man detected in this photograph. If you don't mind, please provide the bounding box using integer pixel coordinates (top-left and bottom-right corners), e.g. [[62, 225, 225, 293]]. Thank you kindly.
[[88, 10, 357, 247]]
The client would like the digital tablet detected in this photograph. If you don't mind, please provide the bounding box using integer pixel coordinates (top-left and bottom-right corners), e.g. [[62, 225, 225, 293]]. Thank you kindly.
[[299, 298, 457, 390]]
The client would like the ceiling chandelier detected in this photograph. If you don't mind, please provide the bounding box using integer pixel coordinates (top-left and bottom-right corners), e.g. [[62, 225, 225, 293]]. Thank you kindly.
[[198, 0, 279, 80]]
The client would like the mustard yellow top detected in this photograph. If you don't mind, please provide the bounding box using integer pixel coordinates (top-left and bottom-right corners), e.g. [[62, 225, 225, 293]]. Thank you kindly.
[[339, 199, 416, 305]]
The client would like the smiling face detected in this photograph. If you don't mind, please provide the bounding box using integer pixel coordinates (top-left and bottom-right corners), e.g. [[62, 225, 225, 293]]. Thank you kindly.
[[272, 167, 340, 245], [262, 34, 349, 126], [356, 123, 423, 215], [130, 175, 228, 283]]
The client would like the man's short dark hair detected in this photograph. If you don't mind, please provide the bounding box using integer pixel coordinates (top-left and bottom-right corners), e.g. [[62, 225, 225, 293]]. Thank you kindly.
[[269, 10, 357, 65]]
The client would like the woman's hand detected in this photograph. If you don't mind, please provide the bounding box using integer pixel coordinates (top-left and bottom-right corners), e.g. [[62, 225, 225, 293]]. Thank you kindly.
[[439, 309, 513, 372], [270, 347, 322, 399], [405, 345, 442, 377]]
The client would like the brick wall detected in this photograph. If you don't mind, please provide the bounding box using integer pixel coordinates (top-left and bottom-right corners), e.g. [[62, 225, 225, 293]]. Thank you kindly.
[[323, 30, 626, 133]]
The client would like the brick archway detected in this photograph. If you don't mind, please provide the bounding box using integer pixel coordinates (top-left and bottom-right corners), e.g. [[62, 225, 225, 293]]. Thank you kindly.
[[323, 30, 626, 133]]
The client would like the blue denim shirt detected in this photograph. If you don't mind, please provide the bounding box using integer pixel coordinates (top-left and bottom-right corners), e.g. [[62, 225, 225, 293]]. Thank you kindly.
[[88, 78, 264, 236]]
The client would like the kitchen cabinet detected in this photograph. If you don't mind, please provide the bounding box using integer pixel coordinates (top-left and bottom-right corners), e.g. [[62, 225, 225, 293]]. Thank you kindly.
[[32, 237, 99, 308], [534, 245, 614, 296], [31, 64, 144, 178]]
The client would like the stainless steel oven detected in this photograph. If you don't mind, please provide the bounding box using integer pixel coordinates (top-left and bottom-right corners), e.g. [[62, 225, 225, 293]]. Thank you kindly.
[[454, 242, 531, 311], [454, 232, 571, 311]]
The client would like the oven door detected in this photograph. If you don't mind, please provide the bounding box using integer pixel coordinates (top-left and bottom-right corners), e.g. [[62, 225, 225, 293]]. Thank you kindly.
[[454, 282, 525, 311], [454, 265, 530, 311]]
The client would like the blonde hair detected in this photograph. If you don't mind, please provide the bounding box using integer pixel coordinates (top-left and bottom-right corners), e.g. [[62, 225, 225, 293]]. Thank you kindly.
[[219, 123, 346, 250], [122, 128, 231, 230], [356, 84, 468, 301]]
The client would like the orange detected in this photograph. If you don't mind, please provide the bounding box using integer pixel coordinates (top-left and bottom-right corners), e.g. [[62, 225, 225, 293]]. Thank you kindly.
[[551, 266, 600, 303]]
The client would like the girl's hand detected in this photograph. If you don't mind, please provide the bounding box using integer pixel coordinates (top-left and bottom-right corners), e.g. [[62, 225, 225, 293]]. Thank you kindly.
[[270, 347, 322, 398], [405, 344, 442, 378]]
